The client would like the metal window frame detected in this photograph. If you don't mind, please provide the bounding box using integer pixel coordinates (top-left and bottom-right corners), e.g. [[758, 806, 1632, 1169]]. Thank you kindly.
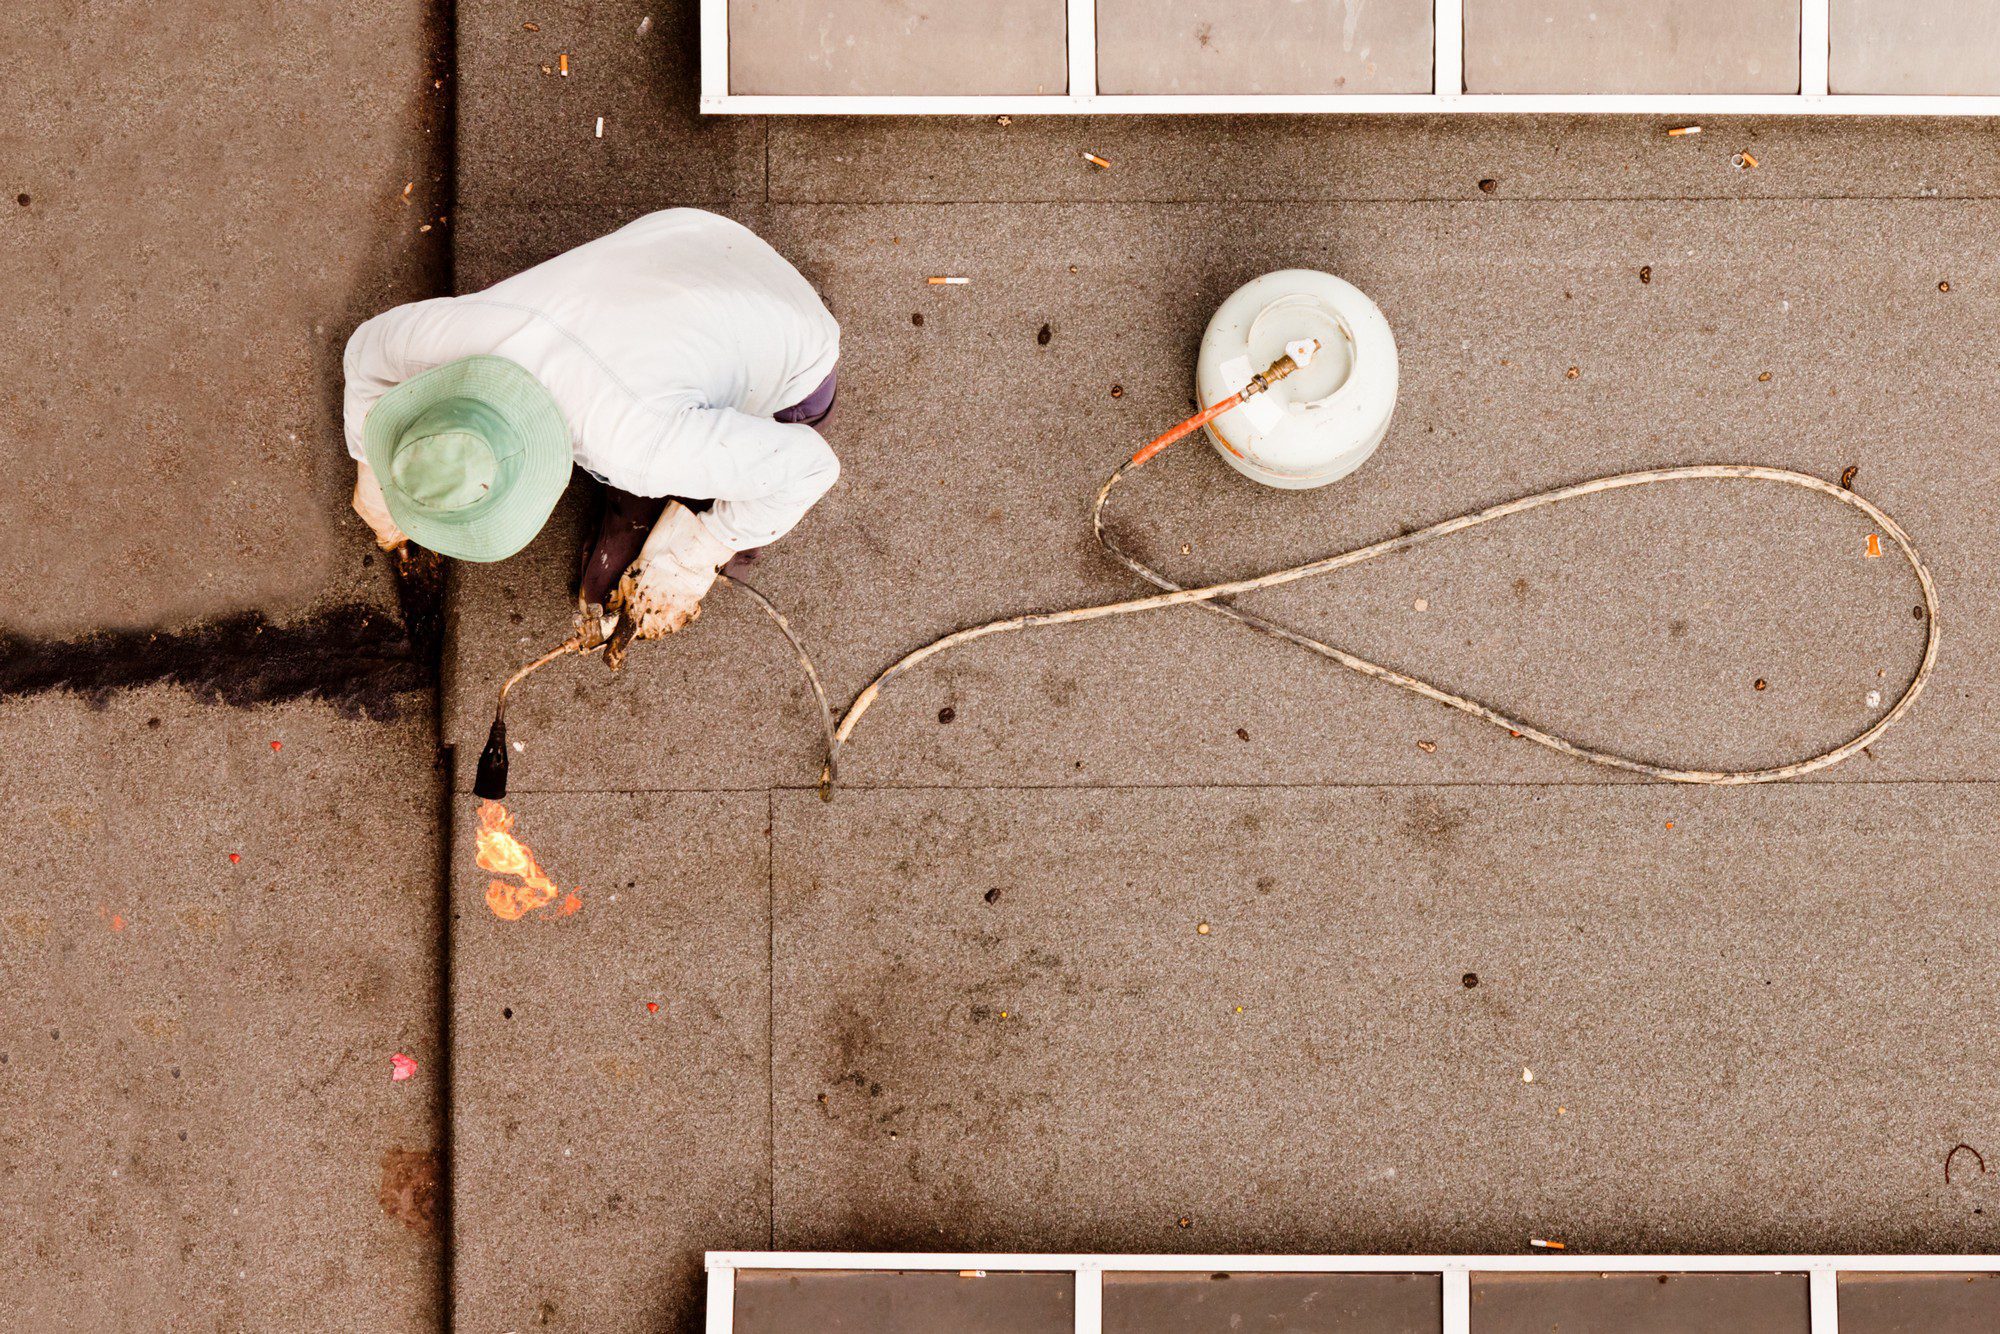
[[699, 0, 2000, 115], [706, 1251, 2000, 1334]]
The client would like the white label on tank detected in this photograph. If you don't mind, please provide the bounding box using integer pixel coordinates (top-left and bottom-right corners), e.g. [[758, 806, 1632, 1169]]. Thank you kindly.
[[1240, 394, 1284, 432], [1218, 355, 1285, 433]]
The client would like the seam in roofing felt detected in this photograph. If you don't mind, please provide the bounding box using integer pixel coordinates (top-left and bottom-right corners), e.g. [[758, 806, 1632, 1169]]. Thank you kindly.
[[766, 788, 776, 1250], [468, 776, 1999, 795], [760, 193, 2000, 207], [432, 0, 460, 1318]]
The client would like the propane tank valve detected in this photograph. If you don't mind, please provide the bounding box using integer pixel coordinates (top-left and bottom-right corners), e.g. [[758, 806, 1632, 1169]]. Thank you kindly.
[[1241, 338, 1321, 397]]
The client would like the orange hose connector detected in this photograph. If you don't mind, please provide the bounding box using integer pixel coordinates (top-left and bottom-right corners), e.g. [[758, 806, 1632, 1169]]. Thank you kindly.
[[1129, 391, 1244, 468], [1129, 342, 1319, 469]]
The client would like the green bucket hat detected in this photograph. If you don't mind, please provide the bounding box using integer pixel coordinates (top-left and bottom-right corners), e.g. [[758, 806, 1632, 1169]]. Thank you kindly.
[[362, 355, 571, 562]]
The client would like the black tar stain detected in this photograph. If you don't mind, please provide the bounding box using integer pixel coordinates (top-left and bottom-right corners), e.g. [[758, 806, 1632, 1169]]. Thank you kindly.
[[0, 604, 428, 720]]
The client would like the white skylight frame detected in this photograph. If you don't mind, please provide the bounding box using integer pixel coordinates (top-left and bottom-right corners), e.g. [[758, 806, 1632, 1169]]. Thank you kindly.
[[700, 0, 2000, 114]]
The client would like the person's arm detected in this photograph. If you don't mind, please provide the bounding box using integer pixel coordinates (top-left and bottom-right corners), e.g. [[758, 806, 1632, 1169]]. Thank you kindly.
[[351, 459, 409, 551], [620, 403, 841, 551], [341, 297, 486, 461], [342, 297, 512, 550], [602, 404, 840, 640]]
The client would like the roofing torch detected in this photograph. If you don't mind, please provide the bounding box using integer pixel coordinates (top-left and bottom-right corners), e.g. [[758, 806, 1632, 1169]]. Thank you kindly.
[[470, 597, 644, 800], [471, 579, 833, 802]]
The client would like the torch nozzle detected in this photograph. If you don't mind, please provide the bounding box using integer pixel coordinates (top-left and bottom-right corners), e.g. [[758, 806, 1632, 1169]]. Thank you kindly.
[[472, 715, 510, 801]]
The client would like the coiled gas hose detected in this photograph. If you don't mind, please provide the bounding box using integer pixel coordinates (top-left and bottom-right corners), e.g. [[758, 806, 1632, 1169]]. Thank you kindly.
[[819, 361, 1940, 795]]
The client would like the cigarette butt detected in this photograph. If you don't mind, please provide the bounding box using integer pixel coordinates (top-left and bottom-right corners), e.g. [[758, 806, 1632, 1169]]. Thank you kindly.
[[927, 276, 970, 285], [559, 52, 569, 75], [1531, 1238, 1566, 1250], [1866, 533, 1883, 558], [1732, 151, 1759, 171], [1081, 152, 1111, 169], [1667, 125, 1701, 136], [523, 20, 539, 30], [958, 1270, 986, 1278], [594, 116, 604, 137], [401, 181, 413, 201]]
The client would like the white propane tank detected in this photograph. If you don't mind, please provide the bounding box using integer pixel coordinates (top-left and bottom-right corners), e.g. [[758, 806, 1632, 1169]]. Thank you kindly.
[[1196, 269, 1398, 489]]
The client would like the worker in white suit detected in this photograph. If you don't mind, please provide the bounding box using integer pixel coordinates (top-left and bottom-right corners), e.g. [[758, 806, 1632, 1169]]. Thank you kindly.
[[343, 208, 840, 644]]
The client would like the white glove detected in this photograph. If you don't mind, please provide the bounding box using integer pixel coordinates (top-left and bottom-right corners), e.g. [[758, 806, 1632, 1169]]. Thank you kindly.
[[610, 502, 734, 639], [352, 460, 410, 552]]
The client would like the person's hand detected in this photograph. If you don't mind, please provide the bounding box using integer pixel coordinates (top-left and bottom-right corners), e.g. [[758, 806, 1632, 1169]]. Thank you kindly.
[[352, 460, 410, 552], [573, 595, 616, 650], [606, 502, 732, 645]]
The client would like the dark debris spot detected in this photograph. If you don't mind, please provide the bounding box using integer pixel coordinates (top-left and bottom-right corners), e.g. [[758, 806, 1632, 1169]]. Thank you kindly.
[[1639, 265, 1652, 284], [1754, 678, 1768, 691], [1037, 322, 1052, 345], [1462, 972, 1479, 988], [911, 312, 924, 326], [937, 706, 956, 724], [376, 1152, 440, 1240], [502, 1006, 513, 1019], [16, 193, 28, 207], [1110, 385, 1124, 399], [1235, 727, 1249, 741], [984, 887, 1001, 904], [1477, 178, 1497, 193]]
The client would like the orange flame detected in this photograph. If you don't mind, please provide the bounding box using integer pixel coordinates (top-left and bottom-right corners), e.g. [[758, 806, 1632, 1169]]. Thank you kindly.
[[476, 800, 562, 921]]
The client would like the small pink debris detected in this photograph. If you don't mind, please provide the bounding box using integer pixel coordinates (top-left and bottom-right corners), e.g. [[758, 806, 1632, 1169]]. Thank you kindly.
[[228, 852, 241, 864], [645, 1001, 660, 1014], [390, 1053, 419, 1082], [270, 740, 283, 752]]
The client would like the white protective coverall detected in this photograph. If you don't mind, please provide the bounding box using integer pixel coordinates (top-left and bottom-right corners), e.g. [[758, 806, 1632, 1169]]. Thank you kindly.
[[344, 207, 841, 634]]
